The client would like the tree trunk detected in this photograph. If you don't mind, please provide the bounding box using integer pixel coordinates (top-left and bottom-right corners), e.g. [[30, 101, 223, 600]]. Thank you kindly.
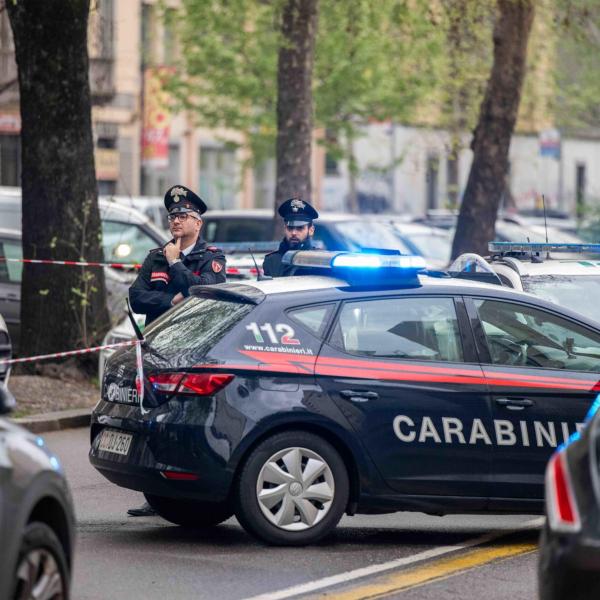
[[274, 0, 318, 238], [451, 0, 535, 259], [7, 1, 110, 366]]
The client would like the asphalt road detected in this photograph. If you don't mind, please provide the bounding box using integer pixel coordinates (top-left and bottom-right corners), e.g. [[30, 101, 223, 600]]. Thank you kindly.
[[44, 428, 541, 600]]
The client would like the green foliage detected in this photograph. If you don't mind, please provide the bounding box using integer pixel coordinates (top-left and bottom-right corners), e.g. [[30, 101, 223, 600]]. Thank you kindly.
[[167, 0, 443, 163], [553, 1, 600, 129]]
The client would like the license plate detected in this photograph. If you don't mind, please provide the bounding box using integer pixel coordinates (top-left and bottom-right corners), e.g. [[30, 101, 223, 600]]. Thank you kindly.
[[98, 429, 133, 456]]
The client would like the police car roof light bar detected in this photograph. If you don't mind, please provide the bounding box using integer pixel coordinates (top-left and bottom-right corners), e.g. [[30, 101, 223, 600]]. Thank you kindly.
[[282, 250, 426, 286], [489, 242, 600, 254]]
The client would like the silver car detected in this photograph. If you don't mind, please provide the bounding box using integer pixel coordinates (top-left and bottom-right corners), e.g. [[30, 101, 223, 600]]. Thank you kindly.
[[0, 193, 169, 348], [0, 314, 75, 599]]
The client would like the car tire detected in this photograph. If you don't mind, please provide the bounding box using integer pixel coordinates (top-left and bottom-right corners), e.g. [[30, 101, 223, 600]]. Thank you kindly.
[[12, 521, 70, 600], [538, 526, 600, 600], [144, 494, 233, 527], [235, 430, 349, 546]]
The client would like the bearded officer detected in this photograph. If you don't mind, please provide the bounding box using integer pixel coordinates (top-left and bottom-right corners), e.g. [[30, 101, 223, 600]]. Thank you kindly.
[[129, 185, 226, 326], [127, 185, 225, 518], [262, 197, 319, 277]]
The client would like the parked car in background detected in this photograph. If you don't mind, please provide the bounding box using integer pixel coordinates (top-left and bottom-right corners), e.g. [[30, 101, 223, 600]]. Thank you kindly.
[[201, 209, 447, 266], [0, 314, 75, 599], [538, 401, 600, 600], [0, 312, 14, 414], [104, 195, 168, 234], [0, 190, 169, 347], [450, 242, 600, 326]]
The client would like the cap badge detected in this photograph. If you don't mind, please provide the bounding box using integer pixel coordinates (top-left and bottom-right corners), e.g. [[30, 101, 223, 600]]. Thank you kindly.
[[290, 198, 305, 212], [171, 187, 187, 203]]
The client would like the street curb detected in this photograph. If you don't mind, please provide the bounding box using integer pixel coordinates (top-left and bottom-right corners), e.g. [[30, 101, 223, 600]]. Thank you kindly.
[[12, 407, 91, 433]]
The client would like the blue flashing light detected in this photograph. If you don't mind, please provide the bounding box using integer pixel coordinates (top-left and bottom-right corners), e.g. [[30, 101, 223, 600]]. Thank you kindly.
[[331, 253, 426, 270], [35, 436, 45, 447], [49, 456, 61, 471], [557, 431, 581, 453], [489, 241, 600, 254], [585, 394, 600, 423]]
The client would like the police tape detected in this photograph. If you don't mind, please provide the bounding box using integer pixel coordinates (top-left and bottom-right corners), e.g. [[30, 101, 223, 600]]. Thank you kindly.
[[0, 339, 139, 366], [0, 257, 258, 276], [0, 257, 142, 269]]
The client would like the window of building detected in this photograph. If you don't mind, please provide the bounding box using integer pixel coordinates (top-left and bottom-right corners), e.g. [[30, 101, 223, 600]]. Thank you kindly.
[[0, 135, 20, 187], [329, 297, 464, 362], [199, 146, 237, 209], [576, 163, 586, 219], [426, 154, 439, 210]]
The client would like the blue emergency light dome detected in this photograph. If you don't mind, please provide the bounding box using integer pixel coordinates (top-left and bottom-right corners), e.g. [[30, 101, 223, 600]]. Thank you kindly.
[[282, 250, 426, 286]]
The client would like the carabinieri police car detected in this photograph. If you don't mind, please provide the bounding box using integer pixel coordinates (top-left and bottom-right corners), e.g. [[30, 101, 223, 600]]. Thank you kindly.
[[90, 250, 600, 545], [451, 242, 600, 324]]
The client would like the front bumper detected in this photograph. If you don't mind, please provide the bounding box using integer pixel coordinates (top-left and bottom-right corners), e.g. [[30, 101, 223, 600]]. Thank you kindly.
[[89, 398, 238, 502]]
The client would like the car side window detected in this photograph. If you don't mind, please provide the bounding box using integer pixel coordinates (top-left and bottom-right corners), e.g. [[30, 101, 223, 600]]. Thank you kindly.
[[474, 298, 600, 372], [329, 297, 464, 362], [0, 239, 22, 283], [288, 304, 336, 338]]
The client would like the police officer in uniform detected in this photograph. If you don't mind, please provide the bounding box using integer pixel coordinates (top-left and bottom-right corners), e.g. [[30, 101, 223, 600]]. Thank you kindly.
[[127, 184, 225, 517], [129, 184, 226, 326], [262, 197, 319, 277]]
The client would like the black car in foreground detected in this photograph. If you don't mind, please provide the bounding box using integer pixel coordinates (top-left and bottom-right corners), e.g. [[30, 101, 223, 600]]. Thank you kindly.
[[90, 250, 600, 545], [0, 314, 75, 599], [538, 400, 600, 599]]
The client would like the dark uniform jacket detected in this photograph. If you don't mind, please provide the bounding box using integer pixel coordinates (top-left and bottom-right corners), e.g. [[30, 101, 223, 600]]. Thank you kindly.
[[262, 238, 313, 278], [130, 238, 226, 325]]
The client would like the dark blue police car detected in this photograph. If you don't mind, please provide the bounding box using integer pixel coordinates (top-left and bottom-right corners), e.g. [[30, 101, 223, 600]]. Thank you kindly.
[[89, 251, 600, 545]]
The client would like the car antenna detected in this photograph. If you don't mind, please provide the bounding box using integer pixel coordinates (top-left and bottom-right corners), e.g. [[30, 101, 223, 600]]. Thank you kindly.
[[126, 298, 146, 345], [248, 247, 270, 281]]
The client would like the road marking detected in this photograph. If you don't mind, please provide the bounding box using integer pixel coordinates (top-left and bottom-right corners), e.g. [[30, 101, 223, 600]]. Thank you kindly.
[[314, 542, 537, 599], [243, 518, 543, 600]]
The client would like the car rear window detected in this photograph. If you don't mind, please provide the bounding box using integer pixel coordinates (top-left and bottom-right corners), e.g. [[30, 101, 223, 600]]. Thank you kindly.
[[143, 296, 254, 364]]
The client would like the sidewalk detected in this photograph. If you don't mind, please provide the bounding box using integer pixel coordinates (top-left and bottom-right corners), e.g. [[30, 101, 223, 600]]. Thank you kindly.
[[12, 407, 91, 433], [7, 374, 98, 433]]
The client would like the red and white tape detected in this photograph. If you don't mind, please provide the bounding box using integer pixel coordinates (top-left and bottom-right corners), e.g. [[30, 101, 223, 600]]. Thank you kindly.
[[0, 257, 141, 269], [0, 339, 139, 366]]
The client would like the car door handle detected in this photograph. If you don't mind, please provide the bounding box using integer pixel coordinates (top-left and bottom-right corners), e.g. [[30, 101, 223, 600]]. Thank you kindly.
[[339, 390, 379, 402], [495, 397, 533, 410]]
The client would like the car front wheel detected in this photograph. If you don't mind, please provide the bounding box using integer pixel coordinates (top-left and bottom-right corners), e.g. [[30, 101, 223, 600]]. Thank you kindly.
[[12, 521, 70, 600], [144, 494, 233, 528], [235, 430, 349, 545]]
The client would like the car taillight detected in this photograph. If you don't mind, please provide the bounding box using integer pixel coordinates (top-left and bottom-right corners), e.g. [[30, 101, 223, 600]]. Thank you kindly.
[[546, 451, 581, 533], [148, 372, 234, 396]]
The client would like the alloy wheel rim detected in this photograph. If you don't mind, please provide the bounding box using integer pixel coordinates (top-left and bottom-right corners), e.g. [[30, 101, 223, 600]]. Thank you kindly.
[[256, 446, 335, 531], [14, 548, 64, 600]]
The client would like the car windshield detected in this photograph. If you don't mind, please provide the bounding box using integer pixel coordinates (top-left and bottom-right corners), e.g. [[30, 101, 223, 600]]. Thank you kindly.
[[522, 275, 600, 323], [143, 295, 254, 367], [402, 233, 450, 261], [334, 221, 411, 252], [102, 220, 159, 264]]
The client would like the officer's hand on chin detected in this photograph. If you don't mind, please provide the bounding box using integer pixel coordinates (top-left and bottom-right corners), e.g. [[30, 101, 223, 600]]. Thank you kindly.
[[164, 238, 181, 264], [171, 292, 184, 306]]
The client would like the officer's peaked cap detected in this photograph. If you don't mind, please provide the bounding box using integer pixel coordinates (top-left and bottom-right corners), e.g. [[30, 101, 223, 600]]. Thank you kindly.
[[164, 185, 207, 216], [278, 197, 319, 226]]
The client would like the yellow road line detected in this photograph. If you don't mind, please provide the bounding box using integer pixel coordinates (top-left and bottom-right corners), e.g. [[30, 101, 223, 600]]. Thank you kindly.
[[317, 542, 537, 600]]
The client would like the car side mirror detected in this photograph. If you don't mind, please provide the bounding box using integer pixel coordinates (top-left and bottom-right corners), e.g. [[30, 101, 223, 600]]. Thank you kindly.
[[0, 383, 16, 415]]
